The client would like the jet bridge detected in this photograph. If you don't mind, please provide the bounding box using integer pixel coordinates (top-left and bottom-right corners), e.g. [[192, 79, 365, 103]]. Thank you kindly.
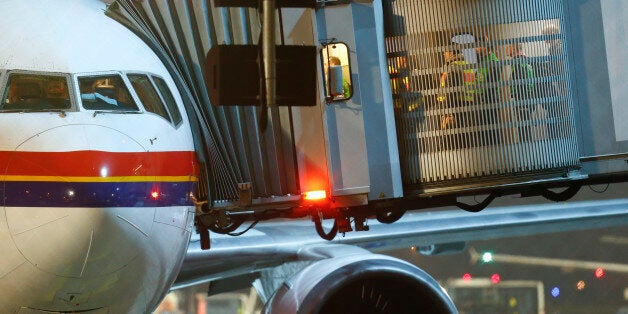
[[106, 0, 628, 243]]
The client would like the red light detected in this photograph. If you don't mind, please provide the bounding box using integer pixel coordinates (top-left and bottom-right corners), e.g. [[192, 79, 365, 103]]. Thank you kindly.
[[462, 273, 472, 281], [151, 191, 159, 199], [304, 190, 327, 201], [595, 268, 605, 279], [491, 273, 501, 284]]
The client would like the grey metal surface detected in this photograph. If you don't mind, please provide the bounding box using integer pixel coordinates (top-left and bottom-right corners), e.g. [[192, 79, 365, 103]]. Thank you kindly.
[[567, 0, 628, 175], [175, 182, 628, 289], [108, 0, 299, 203], [382, 0, 580, 189]]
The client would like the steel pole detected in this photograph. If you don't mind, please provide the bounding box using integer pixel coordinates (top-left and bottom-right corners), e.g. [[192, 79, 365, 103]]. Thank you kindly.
[[262, 0, 276, 107]]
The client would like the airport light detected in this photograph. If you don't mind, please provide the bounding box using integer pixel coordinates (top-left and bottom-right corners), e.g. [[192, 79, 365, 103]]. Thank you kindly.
[[462, 273, 472, 281], [576, 280, 586, 291], [490, 273, 501, 284], [594, 267, 605, 279], [551, 287, 560, 298], [482, 252, 494, 263], [304, 190, 327, 201]]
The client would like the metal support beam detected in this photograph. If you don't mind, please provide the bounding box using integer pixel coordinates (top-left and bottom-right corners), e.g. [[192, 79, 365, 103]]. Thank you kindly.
[[262, 0, 276, 108]]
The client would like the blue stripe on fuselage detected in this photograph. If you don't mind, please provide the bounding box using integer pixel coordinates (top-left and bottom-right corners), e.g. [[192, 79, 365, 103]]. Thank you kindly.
[[2, 181, 196, 207]]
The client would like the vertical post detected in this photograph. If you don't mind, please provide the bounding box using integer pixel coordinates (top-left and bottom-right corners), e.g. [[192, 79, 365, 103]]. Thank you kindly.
[[262, 0, 276, 107]]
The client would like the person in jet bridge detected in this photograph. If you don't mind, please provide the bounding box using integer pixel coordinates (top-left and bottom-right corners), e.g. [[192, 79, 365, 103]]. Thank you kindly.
[[438, 50, 475, 130]]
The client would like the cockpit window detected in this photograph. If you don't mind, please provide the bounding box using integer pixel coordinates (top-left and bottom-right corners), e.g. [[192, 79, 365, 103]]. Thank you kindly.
[[1, 73, 71, 110], [128, 74, 171, 122], [152, 76, 182, 126], [78, 75, 138, 111]]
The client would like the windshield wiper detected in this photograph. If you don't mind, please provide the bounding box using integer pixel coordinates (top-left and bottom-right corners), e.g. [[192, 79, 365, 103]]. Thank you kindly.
[[1, 108, 68, 115], [93, 110, 141, 117]]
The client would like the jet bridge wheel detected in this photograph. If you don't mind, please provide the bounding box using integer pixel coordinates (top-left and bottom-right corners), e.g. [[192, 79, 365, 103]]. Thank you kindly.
[[376, 208, 406, 224]]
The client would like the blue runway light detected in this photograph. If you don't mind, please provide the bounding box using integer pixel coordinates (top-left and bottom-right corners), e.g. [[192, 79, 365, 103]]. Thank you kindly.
[[551, 287, 560, 298]]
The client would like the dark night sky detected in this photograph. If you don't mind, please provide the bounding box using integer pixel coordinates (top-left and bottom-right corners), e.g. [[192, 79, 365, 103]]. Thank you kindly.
[[384, 225, 628, 314]]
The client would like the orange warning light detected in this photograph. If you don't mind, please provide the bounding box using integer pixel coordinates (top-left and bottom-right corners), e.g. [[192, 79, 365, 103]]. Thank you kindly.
[[304, 190, 327, 201]]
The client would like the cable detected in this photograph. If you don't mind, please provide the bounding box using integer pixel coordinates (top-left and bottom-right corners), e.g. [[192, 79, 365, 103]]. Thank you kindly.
[[456, 192, 498, 213], [541, 185, 581, 202], [207, 218, 244, 234], [376, 209, 406, 224], [228, 220, 260, 236], [588, 183, 609, 193], [313, 215, 338, 241], [205, 212, 245, 234]]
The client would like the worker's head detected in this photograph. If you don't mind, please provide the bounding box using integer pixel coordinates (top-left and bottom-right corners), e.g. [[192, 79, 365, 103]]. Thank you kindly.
[[476, 34, 492, 57], [329, 56, 341, 66]]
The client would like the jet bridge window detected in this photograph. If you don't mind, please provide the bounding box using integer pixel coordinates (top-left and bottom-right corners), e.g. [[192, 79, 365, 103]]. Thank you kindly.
[[78, 74, 138, 111], [1, 73, 71, 111], [128, 74, 171, 123], [383, 0, 579, 189], [321, 43, 353, 102]]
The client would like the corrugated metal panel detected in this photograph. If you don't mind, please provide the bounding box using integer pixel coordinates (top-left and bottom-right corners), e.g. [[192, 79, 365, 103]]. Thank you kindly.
[[383, 0, 580, 190], [107, 0, 299, 204]]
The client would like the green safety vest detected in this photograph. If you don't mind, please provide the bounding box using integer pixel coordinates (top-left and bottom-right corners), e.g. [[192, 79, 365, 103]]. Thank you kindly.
[[511, 58, 534, 99]]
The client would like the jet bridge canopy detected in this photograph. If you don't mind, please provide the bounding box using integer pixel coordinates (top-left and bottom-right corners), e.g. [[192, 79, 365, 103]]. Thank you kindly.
[[107, 0, 303, 206], [106, 0, 628, 224]]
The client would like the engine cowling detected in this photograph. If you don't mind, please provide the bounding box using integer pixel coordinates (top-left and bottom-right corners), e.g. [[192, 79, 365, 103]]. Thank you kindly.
[[263, 254, 457, 313]]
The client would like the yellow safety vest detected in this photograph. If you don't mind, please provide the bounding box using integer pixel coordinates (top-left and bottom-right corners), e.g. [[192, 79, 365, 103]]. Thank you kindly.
[[438, 60, 475, 103]]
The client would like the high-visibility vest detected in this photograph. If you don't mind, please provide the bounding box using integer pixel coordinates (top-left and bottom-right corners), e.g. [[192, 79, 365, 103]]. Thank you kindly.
[[438, 60, 475, 103], [511, 57, 534, 100], [476, 53, 500, 103]]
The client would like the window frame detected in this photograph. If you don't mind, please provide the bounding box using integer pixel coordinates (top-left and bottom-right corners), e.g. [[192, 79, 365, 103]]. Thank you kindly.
[[0, 70, 5, 103], [150, 74, 183, 128], [0, 69, 76, 112], [320, 41, 354, 103], [74, 71, 140, 112], [126, 72, 173, 124]]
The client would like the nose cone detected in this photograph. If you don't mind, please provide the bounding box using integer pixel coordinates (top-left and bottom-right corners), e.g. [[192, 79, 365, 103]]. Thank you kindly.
[[6, 207, 154, 278], [1, 124, 194, 312], [4, 125, 154, 278]]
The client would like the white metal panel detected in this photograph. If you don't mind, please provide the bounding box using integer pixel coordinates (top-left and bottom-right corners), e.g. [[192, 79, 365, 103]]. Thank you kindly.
[[0, 0, 168, 76], [600, 0, 628, 142], [316, 5, 371, 197]]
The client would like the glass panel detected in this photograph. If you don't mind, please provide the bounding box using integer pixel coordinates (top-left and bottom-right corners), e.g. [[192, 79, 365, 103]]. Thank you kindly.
[[78, 75, 138, 111], [152, 76, 182, 126], [383, 0, 579, 188], [321, 43, 353, 101], [1, 73, 71, 110], [128, 74, 171, 122]]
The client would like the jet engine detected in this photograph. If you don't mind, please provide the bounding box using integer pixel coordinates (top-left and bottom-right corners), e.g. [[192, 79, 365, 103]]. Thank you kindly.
[[263, 254, 457, 313]]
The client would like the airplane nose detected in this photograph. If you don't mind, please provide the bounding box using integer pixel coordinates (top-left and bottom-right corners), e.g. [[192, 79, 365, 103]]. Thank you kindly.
[[6, 207, 154, 278], [4, 124, 155, 278]]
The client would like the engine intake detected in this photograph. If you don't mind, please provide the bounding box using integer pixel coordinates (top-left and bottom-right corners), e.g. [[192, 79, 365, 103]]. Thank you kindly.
[[263, 254, 457, 313]]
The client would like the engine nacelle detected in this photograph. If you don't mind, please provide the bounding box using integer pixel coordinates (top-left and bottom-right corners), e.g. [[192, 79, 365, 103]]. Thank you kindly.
[[264, 254, 457, 313]]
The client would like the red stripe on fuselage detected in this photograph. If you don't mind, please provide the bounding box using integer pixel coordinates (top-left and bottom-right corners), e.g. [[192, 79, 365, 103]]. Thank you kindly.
[[0, 151, 198, 177]]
